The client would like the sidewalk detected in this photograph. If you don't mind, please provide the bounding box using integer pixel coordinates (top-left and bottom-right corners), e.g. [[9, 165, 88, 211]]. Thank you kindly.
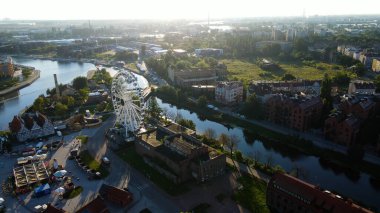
[[226, 157, 271, 183]]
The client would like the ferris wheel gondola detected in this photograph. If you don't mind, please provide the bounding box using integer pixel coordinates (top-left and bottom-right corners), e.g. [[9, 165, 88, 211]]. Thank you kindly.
[[111, 70, 145, 139]]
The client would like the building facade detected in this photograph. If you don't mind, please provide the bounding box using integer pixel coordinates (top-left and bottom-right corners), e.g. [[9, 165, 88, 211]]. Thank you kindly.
[[168, 67, 218, 87], [324, 95, 375, 146], [248, 80, 321, 96], [215, 81, 243, 105], [0, 57, 15, 78], [9, 112, 55, 142], [265, 94, 323, 131], [348, 81, 376, 95], [267, 173, 373, 213], [372, 59, 380, 72], [135, 124, 226, 183], [194, 48, 223, 57]]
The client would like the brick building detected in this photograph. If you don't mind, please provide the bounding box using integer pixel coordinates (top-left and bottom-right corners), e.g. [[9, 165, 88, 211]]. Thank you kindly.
[[168, 67, 218, 87], [135, 124, 226, 183], [267, 173, 373, 213], [76, 196, 109, 213], [324, 113, 360, 146], [99, 184, 133, 207], [248, 80, 321, 96], [324, 96, 375, 146], [215, 81, 243, 105], [0, 57, 15, 78], [168, 62, 227, 87], [265, 94, 323, 131]]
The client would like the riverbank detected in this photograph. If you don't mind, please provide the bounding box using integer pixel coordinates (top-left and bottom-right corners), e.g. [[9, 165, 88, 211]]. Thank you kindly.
[[0, 69, 40, 97], [155, 93, 380, 179]]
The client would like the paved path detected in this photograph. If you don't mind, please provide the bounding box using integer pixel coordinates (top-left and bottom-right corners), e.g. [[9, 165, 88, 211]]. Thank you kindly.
[[226, 157, 271, 183], [85, 114, 180, 213]]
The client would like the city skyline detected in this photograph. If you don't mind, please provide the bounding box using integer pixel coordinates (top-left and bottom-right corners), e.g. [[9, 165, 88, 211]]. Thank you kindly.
[[1, 0, 380, 21]]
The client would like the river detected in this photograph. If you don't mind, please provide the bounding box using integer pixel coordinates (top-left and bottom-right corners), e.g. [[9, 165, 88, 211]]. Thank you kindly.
[[0, 58, 379, 210], [156, 98, 380, 211]]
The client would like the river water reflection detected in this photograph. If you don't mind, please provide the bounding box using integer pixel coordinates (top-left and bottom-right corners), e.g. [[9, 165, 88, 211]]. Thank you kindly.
[[156, 97, 380, 210]]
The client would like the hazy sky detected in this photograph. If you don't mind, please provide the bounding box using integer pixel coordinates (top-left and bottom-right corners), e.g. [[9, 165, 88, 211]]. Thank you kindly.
[[2, 0, 380, 20]]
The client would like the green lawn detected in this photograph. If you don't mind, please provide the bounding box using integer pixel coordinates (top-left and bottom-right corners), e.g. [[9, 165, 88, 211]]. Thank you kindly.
[[233, 175, 270, 213], [115, 144, 189, 196], [221, 59, 355, 82], [79, 150, 109, 178], [67, 186, 83, 199], [76, 135, 88, 144]]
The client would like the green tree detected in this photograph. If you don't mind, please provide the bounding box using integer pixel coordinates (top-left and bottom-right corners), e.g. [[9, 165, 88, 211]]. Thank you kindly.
[[33, 96, 45, 112], [281, 73, 296, 81], [219, 133, 230, 147], [55, 102, 68, 117], [332, 71, 351, 87], [293, 38, 309, 53], [197, 95, 207, 107], [78, 88, 89, 103], [61, 95, 75, 108], [72, 76, 88, 90], [320, 73, 333, 108], [147, 98, 162, 119], [375, 75, 380, 93], [242, 93, 263, 119], [175, 60, 192, 70], [141, 45, 146, 57], [196, 60, 210, 69], [177, 118, 196, 130]]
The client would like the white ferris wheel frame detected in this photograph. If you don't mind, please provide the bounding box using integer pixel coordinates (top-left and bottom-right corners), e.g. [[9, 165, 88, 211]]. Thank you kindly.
[[111, 70, 144, 137]]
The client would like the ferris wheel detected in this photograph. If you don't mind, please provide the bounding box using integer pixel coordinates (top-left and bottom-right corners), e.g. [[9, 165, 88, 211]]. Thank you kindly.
[[111, 70, 145, 138]]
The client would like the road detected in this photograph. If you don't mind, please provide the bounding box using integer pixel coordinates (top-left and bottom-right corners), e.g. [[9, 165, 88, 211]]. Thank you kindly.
[[85, 114, 180, 213]]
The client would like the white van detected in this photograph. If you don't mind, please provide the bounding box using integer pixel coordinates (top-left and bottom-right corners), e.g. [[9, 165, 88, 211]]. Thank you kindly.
[[35, 142, 44, 150]]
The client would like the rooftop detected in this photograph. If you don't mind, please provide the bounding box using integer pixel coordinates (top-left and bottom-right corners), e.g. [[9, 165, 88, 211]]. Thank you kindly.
[[139, 131, 162, 147], [270, 173, 373, 213]]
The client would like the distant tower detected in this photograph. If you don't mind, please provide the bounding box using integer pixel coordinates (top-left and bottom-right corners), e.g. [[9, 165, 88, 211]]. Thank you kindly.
[[53, 74, 60, 97], [7, 56, 14, 76]]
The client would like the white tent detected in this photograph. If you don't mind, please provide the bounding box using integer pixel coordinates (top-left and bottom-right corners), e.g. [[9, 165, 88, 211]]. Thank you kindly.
[[53, 170, 67, 178]]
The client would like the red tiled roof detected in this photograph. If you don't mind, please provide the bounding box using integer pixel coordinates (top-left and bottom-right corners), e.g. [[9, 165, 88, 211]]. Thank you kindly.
[[76, 196, 110, 213], [44, 204, 66, 213], [269, 173, 373, 213], [99, 184, 133, 205], [9, 116, 22, 133]]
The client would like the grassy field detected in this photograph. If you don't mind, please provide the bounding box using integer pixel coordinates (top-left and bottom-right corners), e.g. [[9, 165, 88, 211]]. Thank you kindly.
[[232, 175, 270, 213], [221, 59, 355, 82]]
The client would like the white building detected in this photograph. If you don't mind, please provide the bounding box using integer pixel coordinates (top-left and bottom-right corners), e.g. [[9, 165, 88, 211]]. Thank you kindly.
[[215, 81, 243, 105], [348, 81, 376, 95], [194, 48, 223, 57]]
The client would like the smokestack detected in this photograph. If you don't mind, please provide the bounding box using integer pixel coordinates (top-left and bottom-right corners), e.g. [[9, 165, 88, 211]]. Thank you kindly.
[[53, 74, 60, 97]]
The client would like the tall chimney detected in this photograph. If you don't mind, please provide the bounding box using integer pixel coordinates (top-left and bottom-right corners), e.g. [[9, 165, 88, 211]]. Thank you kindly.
[[53, 74, 60, 97]]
